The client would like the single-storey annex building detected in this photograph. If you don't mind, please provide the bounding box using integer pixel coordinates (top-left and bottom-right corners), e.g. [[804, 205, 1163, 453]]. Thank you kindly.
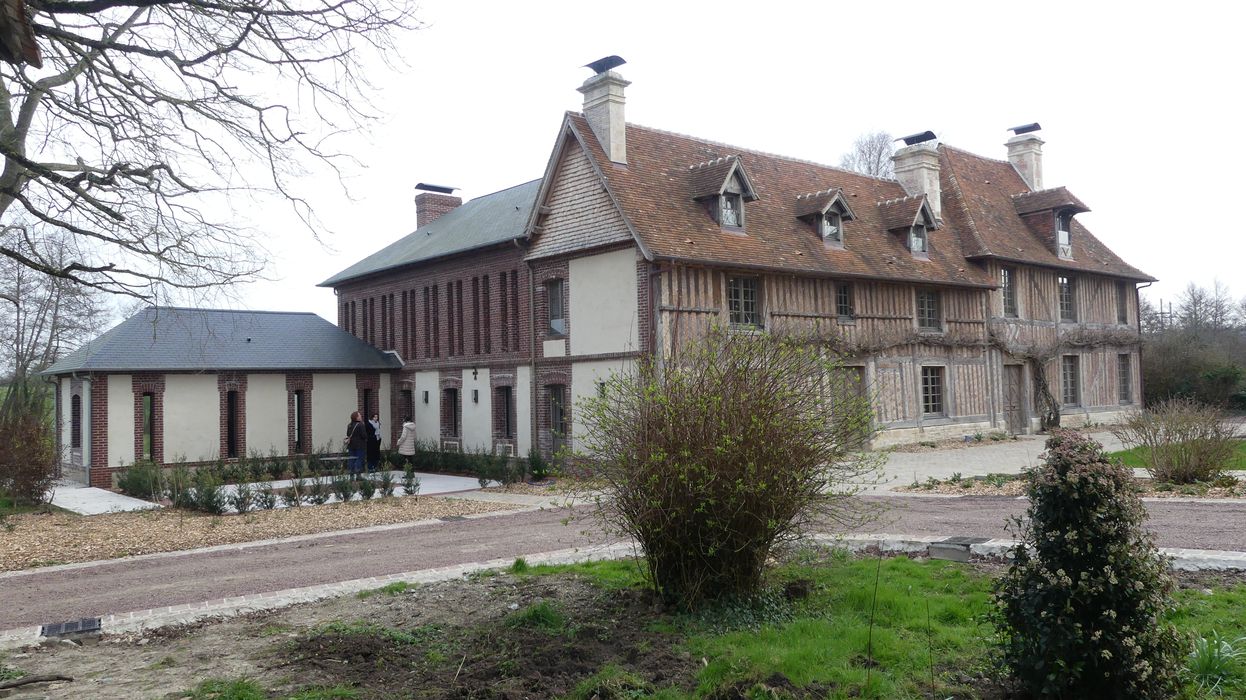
[[43, 307, 401, 487]]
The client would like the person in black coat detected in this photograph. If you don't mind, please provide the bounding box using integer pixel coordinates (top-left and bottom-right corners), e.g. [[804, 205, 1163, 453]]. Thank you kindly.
[[345, 411, 367, 476], [366, 413, 382, 473]]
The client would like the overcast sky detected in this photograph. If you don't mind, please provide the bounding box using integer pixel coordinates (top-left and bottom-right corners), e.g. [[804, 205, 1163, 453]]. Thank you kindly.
[[233, 0, 1243, 323]]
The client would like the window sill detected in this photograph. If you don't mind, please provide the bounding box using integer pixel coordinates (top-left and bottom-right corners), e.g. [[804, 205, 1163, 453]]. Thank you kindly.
[[720, 225, 747, 236], [837, 316, 856, 325], [917, 328, 944, 335], [729, 324, 765, 334], [545, 333, 568, 340]]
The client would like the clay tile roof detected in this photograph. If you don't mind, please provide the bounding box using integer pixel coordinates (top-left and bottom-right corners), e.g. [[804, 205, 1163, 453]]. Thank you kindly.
[[687, 155, 757, 201], [1012, 186, 1090, 215], [877, 195, 929, 231], [561, 113, 996, 289], [795, 188, 857, 220], [940, 146, 1153, 281]]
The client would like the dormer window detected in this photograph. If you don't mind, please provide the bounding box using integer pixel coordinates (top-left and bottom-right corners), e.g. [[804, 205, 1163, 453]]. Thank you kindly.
[[1056, 211, 1073, 258], [720, 193, 743, 228], [821, 212, 843, 242], [909, 224, 928, 254]]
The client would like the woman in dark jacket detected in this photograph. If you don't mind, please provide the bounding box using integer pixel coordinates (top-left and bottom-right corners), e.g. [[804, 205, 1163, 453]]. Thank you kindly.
[[366, 413, 382, 473], [346, 411, 367, 476]]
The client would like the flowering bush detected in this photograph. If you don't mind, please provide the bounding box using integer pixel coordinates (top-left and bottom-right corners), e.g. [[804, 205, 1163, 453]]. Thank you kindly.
[[993, 430, 1184, 698]]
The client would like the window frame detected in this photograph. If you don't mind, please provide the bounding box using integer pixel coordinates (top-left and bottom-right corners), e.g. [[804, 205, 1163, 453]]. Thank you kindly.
[[1118, 353, 1133, 404], [1061, 355, 1081, 407], [726, 275, 762, 329], [1056, 211, 1073, 258], [835, 282, 854, 320], [916, 289, 942, 332], [70, 393, 82, 449], [443, 387, 461, 438], [546, 278, 566, 336], [1001, 266, 1018, 318], [909, 224, 928, 254], [224, 390, 239, 459], [719, 192, 744, 228], [921, 366, 946, 417], [1058, 275, 1077, 322], [1116, 281, 1129, 324], [293, 389, 306, 454], [821, 211, 843, 243]]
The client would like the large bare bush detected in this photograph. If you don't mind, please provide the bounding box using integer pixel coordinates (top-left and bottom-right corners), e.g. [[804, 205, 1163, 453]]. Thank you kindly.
[[0, 384, 57, 505], [578, 329, 880, 608], [1112, 398, 1240, 484]]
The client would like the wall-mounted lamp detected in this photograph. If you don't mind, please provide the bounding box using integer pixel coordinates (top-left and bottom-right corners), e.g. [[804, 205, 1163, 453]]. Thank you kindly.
[[422, 390, 429, 404], [472, 389, 479, 403], [472, 367, 478, 380]]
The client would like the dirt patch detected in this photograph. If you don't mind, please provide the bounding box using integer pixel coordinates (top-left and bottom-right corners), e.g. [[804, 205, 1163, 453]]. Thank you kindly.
[[0, 496, 515, 572], [896, 475, 1246, 499], [483, 476, 605, 497], [4, 571, 699, 700]]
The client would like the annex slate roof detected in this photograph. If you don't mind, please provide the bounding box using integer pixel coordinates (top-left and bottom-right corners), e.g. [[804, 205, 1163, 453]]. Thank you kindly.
[[940, 147, 1153, 280], [42, 307, 402, 375], [320, 179, 541, 287], [558, 113, 996, 288]]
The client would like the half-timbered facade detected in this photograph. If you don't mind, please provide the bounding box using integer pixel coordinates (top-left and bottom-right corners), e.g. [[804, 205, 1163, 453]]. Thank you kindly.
[[327, 66, 1152, 455]]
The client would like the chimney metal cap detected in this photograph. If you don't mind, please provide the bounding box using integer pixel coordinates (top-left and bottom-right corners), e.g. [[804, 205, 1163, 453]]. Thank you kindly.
[[584, 55, 626, 75], [415, 183, 458, 194], [1009, 123, 1042, 135], [897, 131, 937, 146]]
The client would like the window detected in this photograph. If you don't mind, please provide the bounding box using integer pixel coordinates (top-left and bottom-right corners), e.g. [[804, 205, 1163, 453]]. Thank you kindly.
[[547, 278, 566, 335], [1118, 354, 1133, 404], [482, 275, 491, 354], [1058, 275, 1076, 322], [225, 390, 239, 459], [836, 283, 854, 319], [909, 224, 928, 254], [548, 384, 568, 450], [1001, 267, 1018, 318], [821, 211, 843, 243], [1056, 211, 1073, 258], [720, 193, 743, 227], [727, 276, 761, 328], [499, 274, 509, 352], [916, 290, 941, 331], [70, 394, 82, 449], [472, 277, 481, 355], [495, 386, 514, 439], [456, 280, 465, 355], [921, 366, 945, 416], [1061, 355, 1080, 406], [443, 388, 460, 437], [1116, 281, 1129, 324], [293, 390, 306, 453], [380, 295, 388, 349], [142, 392, 155, 460]]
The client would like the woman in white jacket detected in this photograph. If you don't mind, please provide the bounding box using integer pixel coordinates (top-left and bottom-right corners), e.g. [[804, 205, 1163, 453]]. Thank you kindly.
[[395, 416, 417, 468]]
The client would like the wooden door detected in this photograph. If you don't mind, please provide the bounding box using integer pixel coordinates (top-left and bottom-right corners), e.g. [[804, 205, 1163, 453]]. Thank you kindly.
[[1004, 365, 1025, 434]]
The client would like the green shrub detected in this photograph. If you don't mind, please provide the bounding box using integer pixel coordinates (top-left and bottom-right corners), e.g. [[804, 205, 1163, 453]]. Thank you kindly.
[[0, 386, 57, 506], [993, 430, 1184, 698], [401, 468, 419, 498], [331, 474, 357, 503], [1112, 398, 1240, 484], [528, 447, 549, 482], [377, 469, 396, 497], [230, 481, 255, 514], [1184, 631, 1246, 695], [282, 479, 304, 508], [117, 460, 163, 501], [166, 464, 194, 508], [306, 475, 330, 505], [357, 474, 376, 500], [265, 456, 284, 481], [578, 328, 879, 608], [255, 484, 278, 510], [190, 470, 228, 515]]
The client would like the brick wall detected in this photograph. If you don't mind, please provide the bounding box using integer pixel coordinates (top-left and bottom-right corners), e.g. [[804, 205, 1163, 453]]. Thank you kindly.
[[415, 192, 462, 228], [132, 372, 166, 465], [89, 375, 109, 487], [217, 372, 248, 459], [286, 372, 314, 455]]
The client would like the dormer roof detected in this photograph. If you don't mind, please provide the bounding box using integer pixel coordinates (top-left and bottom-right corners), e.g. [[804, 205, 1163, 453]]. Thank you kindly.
[[795, 188, 858, 221], [1012, 186, 1090, 216], [877, 195, 937, 231], [688, 156, 758, 201]]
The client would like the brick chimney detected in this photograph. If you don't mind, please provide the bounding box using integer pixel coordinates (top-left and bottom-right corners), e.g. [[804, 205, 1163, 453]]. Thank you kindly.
[[577, 69, 630, 164], [892, 140, 941, 221], [1006, 132, 1044, 190], [414, 190, 462, 228]]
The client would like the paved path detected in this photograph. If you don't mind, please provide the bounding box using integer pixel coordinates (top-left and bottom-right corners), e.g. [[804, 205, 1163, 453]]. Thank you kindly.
[[10, 493, 1246, 632], [50, 482, 159, 515]]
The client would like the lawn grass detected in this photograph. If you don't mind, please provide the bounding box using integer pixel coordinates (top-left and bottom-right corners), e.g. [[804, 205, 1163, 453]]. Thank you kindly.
[[1108, 440, 1246, 470]]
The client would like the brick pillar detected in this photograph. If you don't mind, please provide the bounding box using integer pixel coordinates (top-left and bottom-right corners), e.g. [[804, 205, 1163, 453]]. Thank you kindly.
[[132, 373, 166, 465], [218, 372, 248, 459], [286, 372, 313, 455], [89, 375, 109, 488]]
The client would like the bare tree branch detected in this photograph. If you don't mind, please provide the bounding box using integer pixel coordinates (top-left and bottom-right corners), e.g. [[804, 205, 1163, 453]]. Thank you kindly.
[[838, 131, 895, 179]]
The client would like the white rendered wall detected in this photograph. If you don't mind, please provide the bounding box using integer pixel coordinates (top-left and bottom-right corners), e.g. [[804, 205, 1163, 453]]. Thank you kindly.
[[569, 247, 638, 356], [570, 359, 634, 453], [106, 374, 134, 468], [461, 368, 491, 452], [414, 370, 440, 446], [311, 373, 356, 454], [245, 373, 287, 456], [164, 374, 220, 462], [59, 379, 72, 462], [516, 365, 532, 456]]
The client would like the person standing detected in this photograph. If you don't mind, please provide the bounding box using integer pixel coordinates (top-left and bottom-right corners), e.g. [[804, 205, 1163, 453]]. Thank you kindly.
[[345, 411, 366, 477], [366, 413, 382, 473], [395, 415, 417, 468]]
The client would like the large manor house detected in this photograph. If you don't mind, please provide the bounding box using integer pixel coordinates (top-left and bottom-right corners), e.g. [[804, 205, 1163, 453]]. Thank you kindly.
[[46, 64, 1151, 486]]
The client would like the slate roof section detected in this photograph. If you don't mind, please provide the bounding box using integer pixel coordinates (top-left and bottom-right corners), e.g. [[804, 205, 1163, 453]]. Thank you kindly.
[[320, 179, 541, 287], [940, 147, 1153, 280], [42, 307, 402, 374], [1012, 186, 1090, 215], [558, 113, 996, 289]]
